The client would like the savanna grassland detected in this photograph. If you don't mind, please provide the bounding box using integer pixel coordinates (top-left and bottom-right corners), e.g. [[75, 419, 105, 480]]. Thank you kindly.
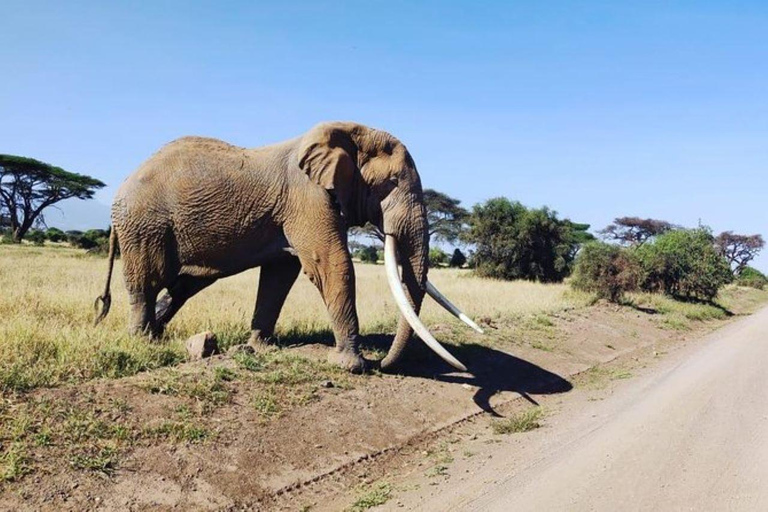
[[0, 243, 590, 393], [1, 243, 767, 509]]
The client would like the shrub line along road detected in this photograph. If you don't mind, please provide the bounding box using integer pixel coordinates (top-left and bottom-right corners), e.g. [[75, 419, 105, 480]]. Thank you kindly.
[[402, 306, 768, 512]]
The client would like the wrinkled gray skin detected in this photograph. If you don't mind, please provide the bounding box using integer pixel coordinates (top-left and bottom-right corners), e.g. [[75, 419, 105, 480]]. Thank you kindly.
[[98, 122, 429, 372]]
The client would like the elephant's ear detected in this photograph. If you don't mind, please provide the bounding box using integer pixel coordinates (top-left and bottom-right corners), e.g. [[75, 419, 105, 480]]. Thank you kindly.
[[298, 127, 357, 219]]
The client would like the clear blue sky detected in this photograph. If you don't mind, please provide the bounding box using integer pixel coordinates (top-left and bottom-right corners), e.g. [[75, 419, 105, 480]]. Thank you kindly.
[[2, 1, 766, 270]]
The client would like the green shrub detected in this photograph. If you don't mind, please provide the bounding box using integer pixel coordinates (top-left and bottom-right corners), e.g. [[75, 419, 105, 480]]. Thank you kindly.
[[45, 227, 66, 242], [68, 228, 110, 251], [465, 198, 584, 282], [429, 247, 448, 267], [356, 245, 379, 264], [27, 230, 46, 246], [571, 242, 641, 302], [737, 266, 767, 290], [449, 248, 467, 268], [635, 228, 732, 301]]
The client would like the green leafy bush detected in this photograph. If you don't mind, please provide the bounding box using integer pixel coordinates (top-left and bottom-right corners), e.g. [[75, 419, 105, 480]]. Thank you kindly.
[[429, 247, 448, 267], [737, 266, 767, 290], [635, 228, 732, 301], [464, 198, 584, 282], [571, 242, 641, 302], [68, 228, 110, 251], [26, 230, 46, 246], [45, 227, 66, 242], [355, 245, 379, 264]]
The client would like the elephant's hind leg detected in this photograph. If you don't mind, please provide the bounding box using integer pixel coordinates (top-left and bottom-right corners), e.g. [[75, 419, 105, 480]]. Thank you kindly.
[[155, 275, 217, 335], [127, 286, 160, 338], [156, 276, 216, 326], [249, 258, 302, 348]]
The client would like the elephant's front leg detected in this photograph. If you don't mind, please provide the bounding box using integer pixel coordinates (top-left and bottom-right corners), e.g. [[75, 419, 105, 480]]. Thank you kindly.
[[286, 230, 365, 372], [249, 258, 302, 348], [305, 252, 365, 372]]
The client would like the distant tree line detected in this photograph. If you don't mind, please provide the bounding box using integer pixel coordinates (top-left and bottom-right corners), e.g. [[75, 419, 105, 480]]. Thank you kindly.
[[571, 217, 766, 302], [2, 226, 113, 252]]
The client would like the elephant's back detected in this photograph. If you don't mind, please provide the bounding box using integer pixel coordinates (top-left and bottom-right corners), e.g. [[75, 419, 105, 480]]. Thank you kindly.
[[112, 136, 292, 274], [114, 137, 247, 214]]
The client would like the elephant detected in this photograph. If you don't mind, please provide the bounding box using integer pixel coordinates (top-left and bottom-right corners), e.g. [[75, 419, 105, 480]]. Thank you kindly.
[[94, 122, 482, 372]]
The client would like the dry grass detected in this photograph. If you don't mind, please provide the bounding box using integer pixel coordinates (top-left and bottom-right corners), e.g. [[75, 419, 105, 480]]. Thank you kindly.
[[491, 407, 544, 434], [0, 244, 591, 392]]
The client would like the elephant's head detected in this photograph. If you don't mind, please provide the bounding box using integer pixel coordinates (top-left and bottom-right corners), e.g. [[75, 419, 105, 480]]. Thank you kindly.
[[298, 122, 481, 371]]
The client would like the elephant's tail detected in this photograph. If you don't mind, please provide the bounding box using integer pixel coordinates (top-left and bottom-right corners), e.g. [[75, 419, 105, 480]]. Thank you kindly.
[[94, 227, 118, 325]]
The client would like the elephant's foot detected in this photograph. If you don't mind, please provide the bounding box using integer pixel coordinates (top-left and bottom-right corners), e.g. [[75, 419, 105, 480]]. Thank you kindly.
[[328, 348, 367, 374], [247, 331, 276, 352]]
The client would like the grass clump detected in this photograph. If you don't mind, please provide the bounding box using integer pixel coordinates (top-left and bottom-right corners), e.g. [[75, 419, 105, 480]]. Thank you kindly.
[[491, 407, 544, 434], [1, 443, 31, 482], [145, 421, 210, 443], [143, 368, 232, 410], [349, 482, 392, 511], [579, 366, 634, 389], [69, 445, 118, 474]]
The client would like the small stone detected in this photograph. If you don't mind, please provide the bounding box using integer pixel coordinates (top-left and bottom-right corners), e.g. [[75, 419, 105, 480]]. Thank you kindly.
[[186, 331, 219, 360], [321, 380, 334, 388]]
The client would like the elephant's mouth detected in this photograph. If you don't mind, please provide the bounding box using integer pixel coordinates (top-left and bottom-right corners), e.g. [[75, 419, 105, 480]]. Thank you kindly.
[[382, 234, 482, 372]]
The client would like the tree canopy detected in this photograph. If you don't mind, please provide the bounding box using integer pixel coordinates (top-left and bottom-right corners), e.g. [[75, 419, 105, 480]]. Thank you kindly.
[[0, 154, 105, 242], [715, 231, 765, 276], [423, 188, 469, 244], [600, 217, 674, 246], [464, 197, 588, 282]]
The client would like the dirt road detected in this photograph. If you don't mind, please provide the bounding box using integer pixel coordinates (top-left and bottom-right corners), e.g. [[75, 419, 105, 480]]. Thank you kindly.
[[399, 306, 768, 512]]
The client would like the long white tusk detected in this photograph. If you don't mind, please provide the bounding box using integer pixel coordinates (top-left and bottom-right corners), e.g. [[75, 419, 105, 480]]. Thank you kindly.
[[384, 235, 467, 372], [426, 281, 485, 334]]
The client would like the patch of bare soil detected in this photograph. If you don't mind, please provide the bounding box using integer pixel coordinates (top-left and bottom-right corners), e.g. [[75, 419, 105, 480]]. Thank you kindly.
[[0, 301, 757, 511]]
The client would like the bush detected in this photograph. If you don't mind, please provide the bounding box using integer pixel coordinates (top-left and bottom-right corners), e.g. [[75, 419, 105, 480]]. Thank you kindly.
[[635, 228, 732, 301], [1, 228, 14, 244], [449, 248, 467, 268], [45, 227, 66, 242], [68, 228, 110, 251], [429, 248, 448, 267], [737, 266, 767, 290], [571, 242, 642, 302], [356, 245, 379, 264], [464, 198, 583, 282], [26, 229, 46, 246]]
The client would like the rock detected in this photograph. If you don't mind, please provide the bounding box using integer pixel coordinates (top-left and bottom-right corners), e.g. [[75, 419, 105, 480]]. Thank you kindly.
[[227, 343, 255, 356], [186, 331, 218, 360], [321, 380, 334, 388]]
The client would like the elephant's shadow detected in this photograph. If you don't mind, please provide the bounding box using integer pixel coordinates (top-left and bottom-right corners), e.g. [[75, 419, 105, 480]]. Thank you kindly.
[[276, 331, 573, 417]]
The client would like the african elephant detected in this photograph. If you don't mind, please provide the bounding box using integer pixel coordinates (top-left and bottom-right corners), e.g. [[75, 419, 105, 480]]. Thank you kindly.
[[94, 122, 482, 372]]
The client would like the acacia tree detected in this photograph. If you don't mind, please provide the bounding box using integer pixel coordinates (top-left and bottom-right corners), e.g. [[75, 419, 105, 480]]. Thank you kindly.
[[423, 189, 469, 244], [0, 155, 105, 242], [600, 217, 674, 246], [715, 231, 765, 275]]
